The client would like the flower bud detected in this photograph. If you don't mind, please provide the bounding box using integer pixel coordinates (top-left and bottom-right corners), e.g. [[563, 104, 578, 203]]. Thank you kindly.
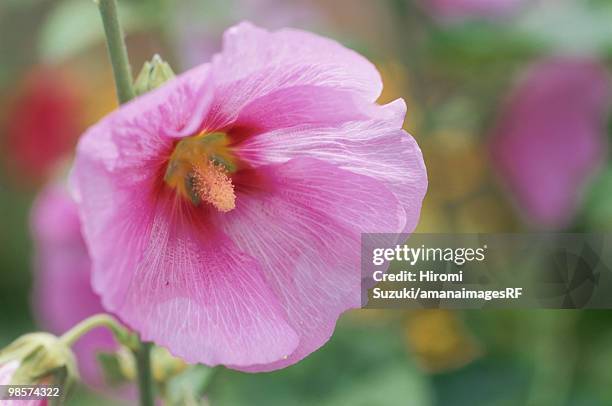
[[114, 345, 186, 383], [150, 346, 187, 383], [134, 54, 176, 95], [0, 333, 78, 399], [98, 344, 186, 389]]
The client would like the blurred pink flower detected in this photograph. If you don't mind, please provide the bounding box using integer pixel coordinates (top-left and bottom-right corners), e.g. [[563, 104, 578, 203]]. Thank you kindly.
[[490, 58, 610, 228], [3, 68, 84, 183], [70, 22, 427, 371], [418, 0, 523, 22], [30, 183, 117, 388]]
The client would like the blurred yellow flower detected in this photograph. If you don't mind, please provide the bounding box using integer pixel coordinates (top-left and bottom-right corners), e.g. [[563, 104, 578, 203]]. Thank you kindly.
[[404, 310, 480, 373], [377, 61, 422, 134]]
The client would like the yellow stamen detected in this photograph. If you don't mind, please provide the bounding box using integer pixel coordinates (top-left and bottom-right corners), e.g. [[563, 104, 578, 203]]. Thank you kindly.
[[192, 161, 236, 212], [164, 132, 238, 212]]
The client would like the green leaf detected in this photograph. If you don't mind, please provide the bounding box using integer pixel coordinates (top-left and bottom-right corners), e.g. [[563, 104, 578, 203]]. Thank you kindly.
[[582, 166, 612, 230], [321, 365, 431, 406], [2, 0, 39, 10], [517, 1, 612, 54], [208, 320, 433, 406]]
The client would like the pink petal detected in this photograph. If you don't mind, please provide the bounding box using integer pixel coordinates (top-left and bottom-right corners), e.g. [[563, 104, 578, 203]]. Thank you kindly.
[[213, 158, 406, 371], [233, 85, 375, 134], [72, 50, 301, 368], [73, 146, 299, 366], [71, 63, 211, 185], [70, 66, 214, 308], [123, 195, 299, 366], [203, 21, 382, 129], [74, 168, 299, 366], [238, 100, 427, 233]]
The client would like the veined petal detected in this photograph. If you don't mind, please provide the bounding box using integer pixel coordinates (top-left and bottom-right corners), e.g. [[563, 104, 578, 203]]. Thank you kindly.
[[214, 158, 406, 371], [238, 100, 427, 233], [70, 65, 216, 310], [74, 166, 299, 366], [72, 63, 211, 180], [204, 22, 382, 129], [117, 194, 298, 366], [232, 85, 375, 135]]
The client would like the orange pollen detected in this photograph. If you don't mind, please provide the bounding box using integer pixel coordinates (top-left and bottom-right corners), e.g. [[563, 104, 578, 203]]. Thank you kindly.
[[191, 161, 236, 212]]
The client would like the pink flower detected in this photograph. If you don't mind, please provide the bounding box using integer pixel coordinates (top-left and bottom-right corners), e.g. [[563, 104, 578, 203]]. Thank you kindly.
[[3, 68, 84, 183], [70, 22, 427, 371], [490, 58, 609, 228], [418, 0, 523, 22], [30, 183, 117, 387]]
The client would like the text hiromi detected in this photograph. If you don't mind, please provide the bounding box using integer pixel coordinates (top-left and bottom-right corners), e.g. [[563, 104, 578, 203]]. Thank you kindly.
[[373, 270, 463, 283]]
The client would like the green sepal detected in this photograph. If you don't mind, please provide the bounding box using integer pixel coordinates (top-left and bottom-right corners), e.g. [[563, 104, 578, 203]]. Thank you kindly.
[[134, 54, 176, 95], [0, 333, 78, 404]]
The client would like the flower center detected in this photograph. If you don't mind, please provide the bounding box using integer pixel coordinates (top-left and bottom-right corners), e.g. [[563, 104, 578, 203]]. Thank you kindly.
[[164, 132, 237, 212]]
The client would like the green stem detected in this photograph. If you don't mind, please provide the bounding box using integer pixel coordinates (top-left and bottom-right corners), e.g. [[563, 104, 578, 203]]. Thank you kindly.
[[96, 0, 135, 104], [525, 311, 576, 406], [134, 342, 155, 406], [59, 313, 129, 347], [96, 2, 153, 405], [202, 366, 222, 394]]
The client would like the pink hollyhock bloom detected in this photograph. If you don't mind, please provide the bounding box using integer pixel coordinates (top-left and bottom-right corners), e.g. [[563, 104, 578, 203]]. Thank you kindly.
[[418, 0, 523, 22], [30, 183, 117, 387], [70, 22, 427, 371], [490, 58, 609, 228]]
